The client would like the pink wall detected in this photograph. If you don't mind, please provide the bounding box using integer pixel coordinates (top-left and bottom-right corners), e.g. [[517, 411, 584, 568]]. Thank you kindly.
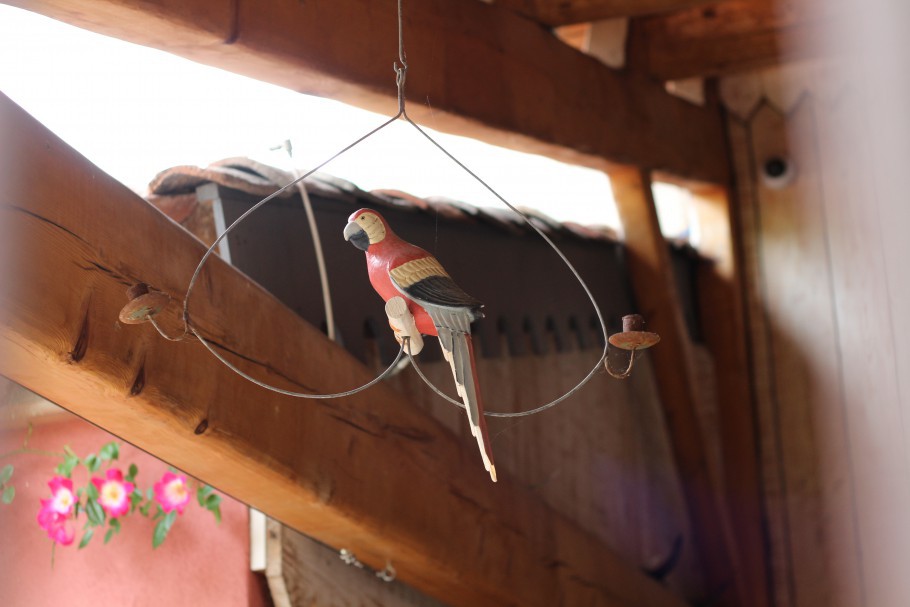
[[0, 415, 269, 606]]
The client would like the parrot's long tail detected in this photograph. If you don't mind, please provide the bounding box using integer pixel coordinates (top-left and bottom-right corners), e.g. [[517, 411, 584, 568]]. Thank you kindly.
[[438, 328, 497, 482]]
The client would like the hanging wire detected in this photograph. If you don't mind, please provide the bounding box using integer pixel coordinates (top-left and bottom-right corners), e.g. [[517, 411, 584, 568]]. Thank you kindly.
[[195, 335, 407, 399], [148, 317, 192, 342], [173, 0, 617, 413], [606, 348, 639, 380], [275, 139, 338, 342]]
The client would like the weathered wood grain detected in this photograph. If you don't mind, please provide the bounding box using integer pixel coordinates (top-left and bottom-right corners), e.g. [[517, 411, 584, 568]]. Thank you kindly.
[[279, 525, 445, 607], [639, 0, 840, 79], [494, 0, 718, 26]]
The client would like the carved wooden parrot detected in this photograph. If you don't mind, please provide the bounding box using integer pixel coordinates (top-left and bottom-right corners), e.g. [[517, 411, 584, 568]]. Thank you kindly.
[[343, 208, 497, 482]]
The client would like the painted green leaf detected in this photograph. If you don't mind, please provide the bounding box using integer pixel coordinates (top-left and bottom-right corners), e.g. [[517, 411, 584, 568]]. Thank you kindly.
[[152, 511, 178, 548], [56, 454, 79, 478], [130, 488, 143, 513], [98, 441, 120, 461], [78, 527, 94, 549], [84, 454, 100, 472], [2, 486, 15, 504], [0, 464, 13, 485], [86, 498, 105, 526], [197, 484, 213, 506]]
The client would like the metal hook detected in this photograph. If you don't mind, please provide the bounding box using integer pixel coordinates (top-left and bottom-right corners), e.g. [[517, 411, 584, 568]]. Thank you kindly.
[[375, 561, 397, 582], [339, 549, 396, 583], [339, 548, 364, 568]]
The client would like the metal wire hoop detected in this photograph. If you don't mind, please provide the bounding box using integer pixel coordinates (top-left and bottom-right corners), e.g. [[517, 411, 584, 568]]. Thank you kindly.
[[175, 0, 613, 415]]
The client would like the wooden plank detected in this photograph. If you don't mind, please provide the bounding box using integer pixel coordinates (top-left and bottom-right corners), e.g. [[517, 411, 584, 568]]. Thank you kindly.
[[813, 89, 910, 607], [689, 184, 771, 607], [0, 92, 688, 607], [495, 0, 719, 26], [4, 0, 728, 183], [280, 523, 446, 606], [730, 52, 910, 607], [639, 0, 841, 80], [745, 101, 862, 607], [726, 110, 798, 607], [609, 167, 742, 606]]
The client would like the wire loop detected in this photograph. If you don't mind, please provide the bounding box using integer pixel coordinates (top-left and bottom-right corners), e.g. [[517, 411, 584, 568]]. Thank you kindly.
[[167, 0, 619, 417]]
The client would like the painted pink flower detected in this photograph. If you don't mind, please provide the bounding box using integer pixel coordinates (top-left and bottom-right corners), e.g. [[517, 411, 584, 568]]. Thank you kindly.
[[37, 476, 75, 545], [37, 508, 75, 545], [43, 476, 75, 515], [91, 468, 134, 518], [154, 472, 190, 514]]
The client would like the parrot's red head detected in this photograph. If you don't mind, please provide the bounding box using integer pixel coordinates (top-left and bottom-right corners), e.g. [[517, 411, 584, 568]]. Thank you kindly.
[[343, 209, 388, 251]]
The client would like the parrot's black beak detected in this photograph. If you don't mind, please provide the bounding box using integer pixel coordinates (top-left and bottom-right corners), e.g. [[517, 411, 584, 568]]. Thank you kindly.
[[343, 221, 370, 251]]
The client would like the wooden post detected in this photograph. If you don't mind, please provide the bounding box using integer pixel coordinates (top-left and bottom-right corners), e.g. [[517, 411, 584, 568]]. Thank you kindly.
[[610, 167, 743, 606], [691, 184, 771, 607]]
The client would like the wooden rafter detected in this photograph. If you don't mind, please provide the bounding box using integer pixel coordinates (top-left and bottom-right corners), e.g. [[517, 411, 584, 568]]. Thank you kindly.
[[495, 0, 718, 26], [0, 93, 689, 607], [4, 0, 728, 184], [638, 0, 838, 80]]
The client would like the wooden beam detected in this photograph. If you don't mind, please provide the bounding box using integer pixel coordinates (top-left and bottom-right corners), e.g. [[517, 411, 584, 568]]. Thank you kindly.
[[609, 167, 743, 606], [689, 184, 771, 607], [638, 0, 839, 80], [5, 0, 728, 183], [495, 0, 719, 26], [0, 93, 688, 607]]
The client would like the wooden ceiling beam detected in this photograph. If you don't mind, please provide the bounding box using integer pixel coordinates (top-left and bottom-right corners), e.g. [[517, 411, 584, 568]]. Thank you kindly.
[[0, 92, 688, 607], [638, 0, 837, 80], [496, 0, 718, 26], [4, 0, 728, 183]]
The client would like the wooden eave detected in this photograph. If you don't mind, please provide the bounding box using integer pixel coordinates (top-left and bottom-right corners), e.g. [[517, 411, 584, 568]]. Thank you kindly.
[[7, 0, 728, 184]]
